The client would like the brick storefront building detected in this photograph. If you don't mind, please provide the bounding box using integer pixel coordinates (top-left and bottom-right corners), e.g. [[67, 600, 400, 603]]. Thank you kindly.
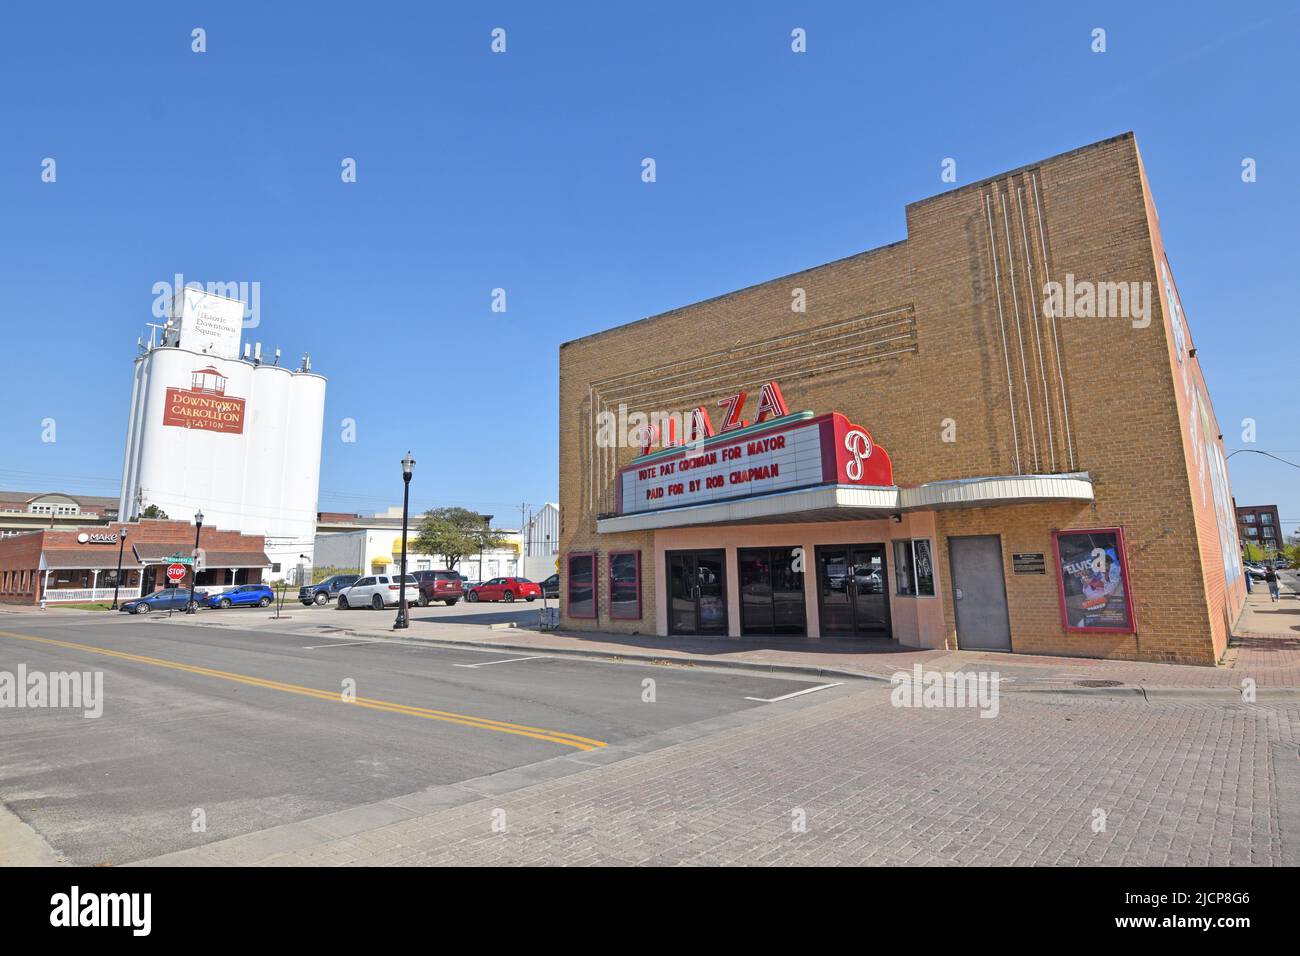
[[0, 518, 270, 605], [1236, 504, 1283, 557], [557, 133, 1245, 666]]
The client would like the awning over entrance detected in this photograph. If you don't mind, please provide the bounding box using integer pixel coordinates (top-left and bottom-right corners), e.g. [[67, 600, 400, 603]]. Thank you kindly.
[[133, 543, 198, 563], [40, 549, 143, 570], [597, 472, 1094, 533], [133, 543, 270, 568], [198, 550, 272, 569]]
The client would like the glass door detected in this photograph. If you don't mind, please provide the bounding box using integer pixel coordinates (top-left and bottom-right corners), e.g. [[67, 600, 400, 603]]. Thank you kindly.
[[667, 550, 728, 636], [739, 547, 806, 636], [848, 545, 889, 634], [816, 544, 890, 637]]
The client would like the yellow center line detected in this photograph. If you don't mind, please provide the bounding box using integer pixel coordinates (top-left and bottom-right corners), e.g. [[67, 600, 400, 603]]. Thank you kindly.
[[0, 630, 607, 751]]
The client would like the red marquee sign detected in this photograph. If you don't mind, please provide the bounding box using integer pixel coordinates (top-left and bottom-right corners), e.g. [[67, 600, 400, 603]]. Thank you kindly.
[[617, 384, 893, 517]]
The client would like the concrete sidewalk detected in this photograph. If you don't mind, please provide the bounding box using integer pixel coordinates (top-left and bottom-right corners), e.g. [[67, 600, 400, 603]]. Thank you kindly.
[[12, 579, 1299, 692]]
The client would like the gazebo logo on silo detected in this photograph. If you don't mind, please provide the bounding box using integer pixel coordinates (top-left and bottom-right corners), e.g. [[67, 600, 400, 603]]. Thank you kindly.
[[162, 367, 247, 434]]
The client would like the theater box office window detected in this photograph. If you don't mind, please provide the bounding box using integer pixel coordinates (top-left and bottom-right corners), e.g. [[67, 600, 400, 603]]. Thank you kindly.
[[567, 551, 597, 619]]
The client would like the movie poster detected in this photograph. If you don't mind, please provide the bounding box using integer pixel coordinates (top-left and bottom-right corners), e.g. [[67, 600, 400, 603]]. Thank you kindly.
[[1053, 529, 1135, 632]]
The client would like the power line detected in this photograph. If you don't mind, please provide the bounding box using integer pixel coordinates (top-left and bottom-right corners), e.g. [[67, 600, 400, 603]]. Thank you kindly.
[[1225, 449, 1300, 469]]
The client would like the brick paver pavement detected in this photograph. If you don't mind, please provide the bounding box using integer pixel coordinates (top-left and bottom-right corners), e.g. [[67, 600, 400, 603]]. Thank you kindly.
[[142, 684, 1297, 867]]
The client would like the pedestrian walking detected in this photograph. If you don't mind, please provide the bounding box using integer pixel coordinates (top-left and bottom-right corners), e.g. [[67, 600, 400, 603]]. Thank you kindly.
[[1264, 566, 1281, 603]]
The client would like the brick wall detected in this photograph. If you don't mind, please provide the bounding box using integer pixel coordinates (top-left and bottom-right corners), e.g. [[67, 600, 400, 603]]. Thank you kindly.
[[0, 519, 268, 605], [557, 133, 1237, 665]]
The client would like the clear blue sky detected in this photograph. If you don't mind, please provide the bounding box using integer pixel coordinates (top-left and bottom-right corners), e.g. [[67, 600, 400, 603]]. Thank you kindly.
[[1, 2, 1296, 534]]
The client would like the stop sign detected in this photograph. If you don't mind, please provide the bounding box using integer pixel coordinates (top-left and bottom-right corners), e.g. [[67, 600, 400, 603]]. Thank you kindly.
[[166, 563, 186, 584]]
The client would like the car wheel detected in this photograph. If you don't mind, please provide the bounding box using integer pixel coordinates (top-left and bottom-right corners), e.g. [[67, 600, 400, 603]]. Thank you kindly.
[[467, 591, 478, 603], [502, 590, 515, 603], [417, 593, 428, 607], [219, 598, 232, 609], [445, 599, 458, 606], [187, 601, 199, 612], [372, 594, 384, 610], [314, 592, 328, 606], [258, 597, 271, 607], [338, 595, 350, 609], [136, 604, 150, 614], [526, 596, 535, 602]]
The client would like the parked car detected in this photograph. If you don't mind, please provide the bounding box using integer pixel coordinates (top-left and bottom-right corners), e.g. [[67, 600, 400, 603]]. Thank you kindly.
[[207, 584, 274, 609], [466, 577, 542, 603], [299, 573, 361, 606], [336, 574, 420, 610], [410, 570, 463, 606], [540, 573, 560, 598], [119, 587, 208, 614]]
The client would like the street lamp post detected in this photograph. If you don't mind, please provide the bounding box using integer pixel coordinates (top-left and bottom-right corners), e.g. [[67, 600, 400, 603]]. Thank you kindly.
[[394, 452, 415, 629], [110, 527, 129, 610], [187, 509, 204, 614]]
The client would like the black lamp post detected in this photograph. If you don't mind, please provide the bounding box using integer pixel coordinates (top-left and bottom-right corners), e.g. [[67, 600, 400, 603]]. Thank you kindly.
[[187, 509, 203, 614], [110, 527, 129, 610], [394, 452, 415, 629]]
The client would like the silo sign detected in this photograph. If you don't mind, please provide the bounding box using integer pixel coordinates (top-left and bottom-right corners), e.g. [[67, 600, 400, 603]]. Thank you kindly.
[[170, 288, 244, 359], [162, 367, 246, 434]]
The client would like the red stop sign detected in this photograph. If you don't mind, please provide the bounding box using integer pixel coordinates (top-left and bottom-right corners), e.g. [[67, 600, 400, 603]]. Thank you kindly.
[[166, 563, 187, 583]]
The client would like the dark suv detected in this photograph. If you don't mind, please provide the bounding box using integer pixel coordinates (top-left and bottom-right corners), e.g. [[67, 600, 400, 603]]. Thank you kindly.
[[299, 573, 361, 606], [411, 569, 464, 607]]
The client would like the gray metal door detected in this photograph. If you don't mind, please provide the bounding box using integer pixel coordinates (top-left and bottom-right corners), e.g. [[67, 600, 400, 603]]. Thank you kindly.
[[948, 535, 1012, 651]]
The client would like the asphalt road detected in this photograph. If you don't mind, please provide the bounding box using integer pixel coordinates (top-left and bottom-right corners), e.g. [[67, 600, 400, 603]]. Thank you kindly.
[[0, 615, 847, 865]]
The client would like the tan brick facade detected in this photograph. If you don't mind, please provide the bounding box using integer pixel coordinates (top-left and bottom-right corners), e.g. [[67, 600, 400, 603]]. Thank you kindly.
[[558, 133, 1245, 665]]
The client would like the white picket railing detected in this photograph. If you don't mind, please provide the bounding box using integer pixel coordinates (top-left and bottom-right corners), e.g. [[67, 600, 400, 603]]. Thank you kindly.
[[42, 584, 242, 604], [43, 586, 142, 603]]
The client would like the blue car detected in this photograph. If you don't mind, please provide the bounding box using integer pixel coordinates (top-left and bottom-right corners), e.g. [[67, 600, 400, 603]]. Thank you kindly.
[[120, 587, 208, 614], [207, 584, 275, 609]]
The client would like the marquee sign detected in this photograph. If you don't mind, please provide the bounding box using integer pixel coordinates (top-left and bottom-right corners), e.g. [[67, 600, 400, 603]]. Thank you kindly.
[[617, 390, 893, 516], [162, 367, 246, 435]]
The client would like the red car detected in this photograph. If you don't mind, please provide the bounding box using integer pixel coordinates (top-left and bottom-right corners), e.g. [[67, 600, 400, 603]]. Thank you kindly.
[[466, 576, 541, 603]]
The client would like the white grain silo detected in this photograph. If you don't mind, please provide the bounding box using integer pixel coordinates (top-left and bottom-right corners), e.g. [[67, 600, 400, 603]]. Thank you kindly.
[[118, 288, 327, 580]]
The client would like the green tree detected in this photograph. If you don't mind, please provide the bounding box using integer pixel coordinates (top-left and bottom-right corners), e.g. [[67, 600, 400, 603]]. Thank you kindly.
[[139, 504, 169, 520], [411, 507, 506, 571]]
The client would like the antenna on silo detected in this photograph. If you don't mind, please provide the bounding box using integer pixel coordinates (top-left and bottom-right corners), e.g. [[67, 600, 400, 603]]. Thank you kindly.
[[253, 342, 262, 366], [273, 347, 281, 366], [300, 353, 311, 372], [243, 343, 252, 361]]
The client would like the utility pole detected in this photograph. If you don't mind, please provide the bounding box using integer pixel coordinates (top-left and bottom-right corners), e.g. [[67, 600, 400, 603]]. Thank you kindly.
[[518, 501, 529, 577]]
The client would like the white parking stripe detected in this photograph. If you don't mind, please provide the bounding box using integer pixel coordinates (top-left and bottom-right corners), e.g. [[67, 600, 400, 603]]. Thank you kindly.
[[452, 656, 548, 669], [744, 682, 842, 703], [301, 640, 387, 649]]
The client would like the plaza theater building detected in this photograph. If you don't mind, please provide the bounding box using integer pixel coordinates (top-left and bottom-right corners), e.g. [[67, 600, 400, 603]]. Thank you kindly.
[[557, 133, 1245, 666]]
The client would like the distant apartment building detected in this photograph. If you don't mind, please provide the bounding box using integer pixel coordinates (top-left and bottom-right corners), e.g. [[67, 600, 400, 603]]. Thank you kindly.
[[0, 491, 118, 538], [1236, 504, 1283, 555]]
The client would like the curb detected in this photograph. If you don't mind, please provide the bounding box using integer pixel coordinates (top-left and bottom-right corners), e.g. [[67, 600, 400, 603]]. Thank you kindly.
[[121, 613, 1300, 698]]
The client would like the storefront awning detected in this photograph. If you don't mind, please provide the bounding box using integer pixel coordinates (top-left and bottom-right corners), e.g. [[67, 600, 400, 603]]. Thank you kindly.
[[41, 549, 143, 570], [199, 550, 272, 569], [596, 472, 1094, 533], [133, 543, 197, 563]]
